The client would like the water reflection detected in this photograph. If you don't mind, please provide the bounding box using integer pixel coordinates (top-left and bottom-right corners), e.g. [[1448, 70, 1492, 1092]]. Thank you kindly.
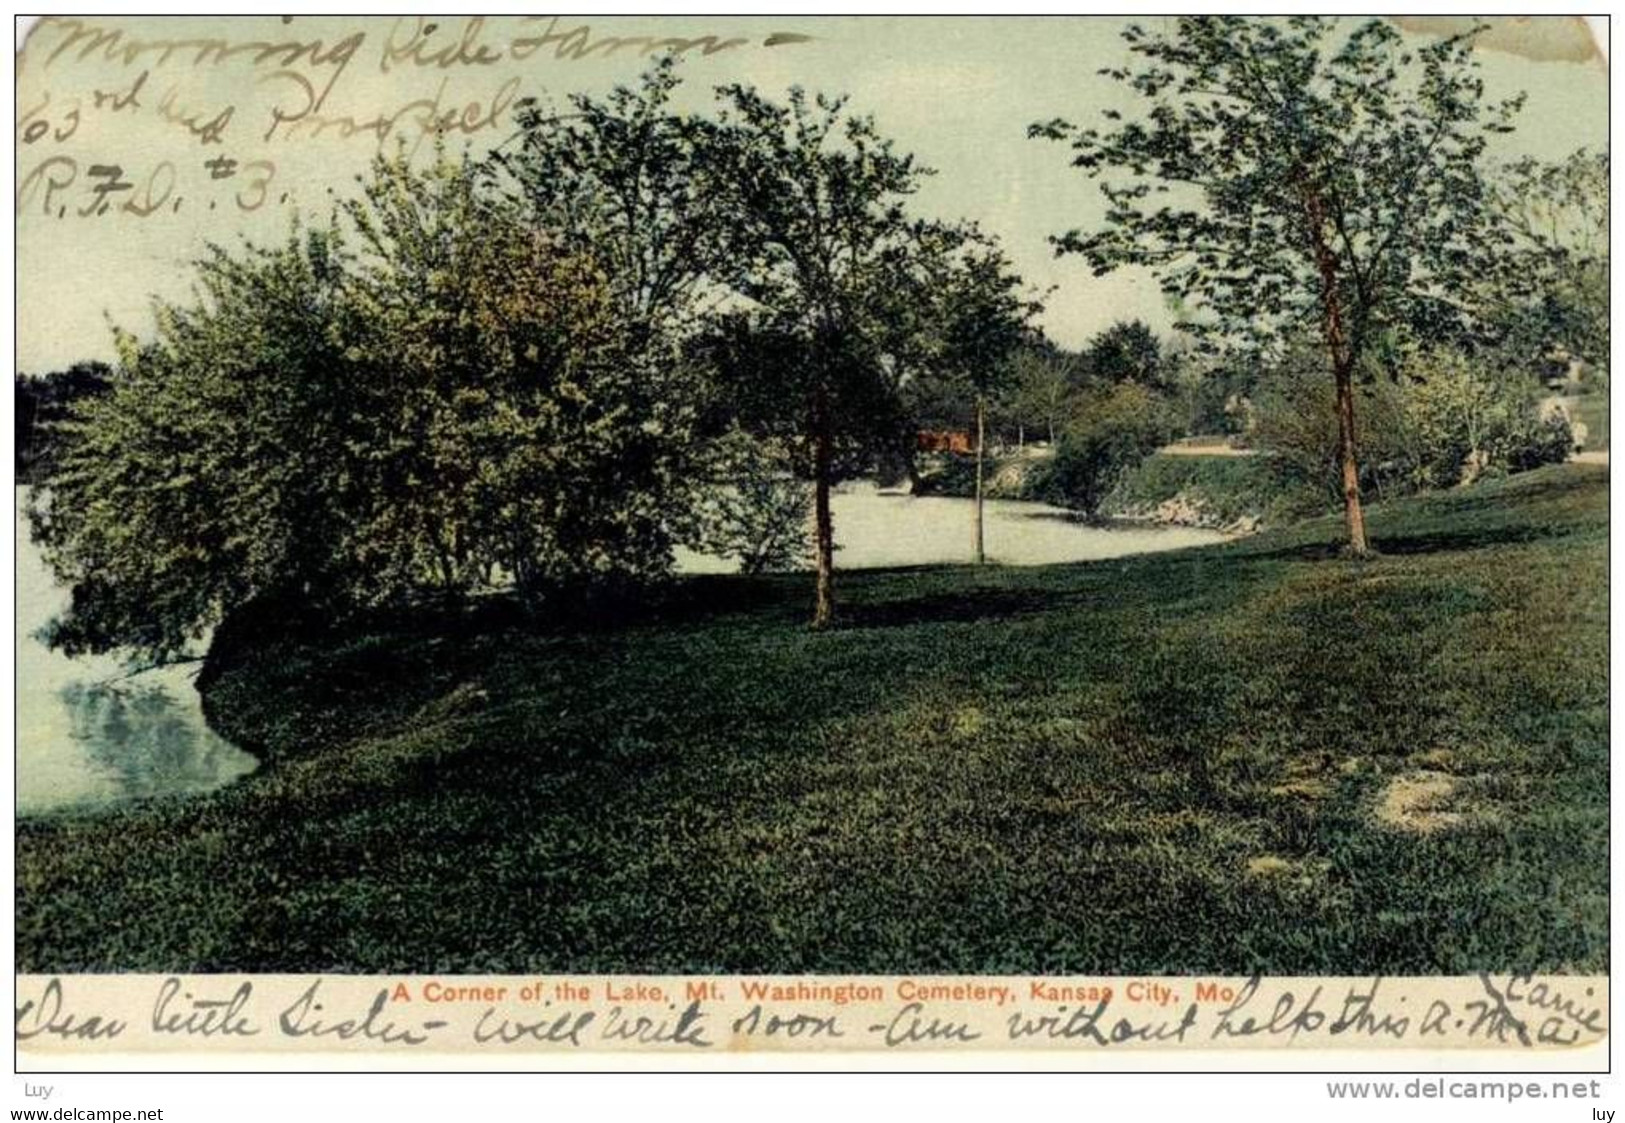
[[57, 677, 258, 804], [17, 489, 259, 817]]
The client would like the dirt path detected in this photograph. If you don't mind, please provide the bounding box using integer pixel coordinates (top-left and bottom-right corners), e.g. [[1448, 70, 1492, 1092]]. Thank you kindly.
[[1159, 442, 1256, 458]]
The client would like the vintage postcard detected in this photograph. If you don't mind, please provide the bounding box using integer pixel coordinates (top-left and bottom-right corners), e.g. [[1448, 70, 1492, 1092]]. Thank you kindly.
[[11, 13, 1610, 1077]]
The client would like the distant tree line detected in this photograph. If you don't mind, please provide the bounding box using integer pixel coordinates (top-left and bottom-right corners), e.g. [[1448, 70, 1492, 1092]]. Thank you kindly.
[[911, 319, 1183, 521]]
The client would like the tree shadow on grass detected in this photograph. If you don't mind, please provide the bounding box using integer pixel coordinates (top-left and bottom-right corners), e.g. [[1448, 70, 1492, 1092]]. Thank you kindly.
[[837, 586, 1064, 629], [1240, 520, 1565, 565], [1370, 523, 1565, 556]]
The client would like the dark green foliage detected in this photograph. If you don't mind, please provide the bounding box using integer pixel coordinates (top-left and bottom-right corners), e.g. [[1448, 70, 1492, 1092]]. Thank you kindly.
[[1081, 319, 1165, 390], [699, 87, 1033, 474], [1249, 347, 1412, 507], [33, 64, 1047, 646], [1038, 383, 1177, 517], [700, 85, 939, 455], [911, 451, 987, 499], [697, 312, 908, 483], [684, 429, 812, 574], [30, 229, 355, 661], [1504, 412, 1577, 474], [17, 464, 1606, 974], [1107, 453, 1319, 528], [898, 246, 1042, 440]]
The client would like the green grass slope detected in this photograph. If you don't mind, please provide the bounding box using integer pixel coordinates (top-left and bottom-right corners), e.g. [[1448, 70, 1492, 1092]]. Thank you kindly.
[[16, 463, 1608, 975]]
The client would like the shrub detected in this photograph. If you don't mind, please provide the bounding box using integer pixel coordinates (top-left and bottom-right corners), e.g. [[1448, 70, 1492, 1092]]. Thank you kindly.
[[1394, 350, 1570, 488], [1249, 344, 1571, 505], [32, 157, 702, 660], [1036, 382, 1176, 518], [1505, 410, 1575, 473], [911, 450, 981, 498], [684, 429, 812, 574], [1248, 345, 1410, 506]]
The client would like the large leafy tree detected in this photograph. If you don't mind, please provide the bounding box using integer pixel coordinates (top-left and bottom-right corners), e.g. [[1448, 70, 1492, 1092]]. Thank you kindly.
[[341, 151, 689, 604], [491, 58, 730, 345], [702, 85, 947, 626], [30, 225, 355, 660], [1034, 17, 1523, 554], [33, 152, 698, 660]]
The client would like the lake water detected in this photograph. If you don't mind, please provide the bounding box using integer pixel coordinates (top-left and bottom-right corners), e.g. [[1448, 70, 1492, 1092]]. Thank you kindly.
[[674, 482, 1230, 572], [15, 493, 259, 818], [17, 483, 1224, 816]]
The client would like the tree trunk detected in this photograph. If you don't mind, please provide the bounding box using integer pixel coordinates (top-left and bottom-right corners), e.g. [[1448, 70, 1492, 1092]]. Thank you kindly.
[[1333, 357, 1369, 555], [902, 426, 923, 495], [974, 396, 987, 565], [810, 386, 836, 628], [1302, 187, 1370, 556]]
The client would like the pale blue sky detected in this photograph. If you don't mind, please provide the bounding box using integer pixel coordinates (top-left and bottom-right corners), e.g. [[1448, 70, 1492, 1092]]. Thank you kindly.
[[16, 15, 1609, 371]]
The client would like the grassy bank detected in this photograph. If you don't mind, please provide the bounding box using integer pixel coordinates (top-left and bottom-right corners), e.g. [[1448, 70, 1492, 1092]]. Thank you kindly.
[[16, 463, 1608, 974], [1106, 451, 1316, 529], [917, 448, 1317, 530]]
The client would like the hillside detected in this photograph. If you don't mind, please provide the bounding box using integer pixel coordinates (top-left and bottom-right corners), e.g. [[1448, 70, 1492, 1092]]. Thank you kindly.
[[16, 463, 1608, 975]]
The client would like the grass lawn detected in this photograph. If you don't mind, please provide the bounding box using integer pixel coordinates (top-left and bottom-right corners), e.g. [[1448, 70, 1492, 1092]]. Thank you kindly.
[[15, 463, 1608, 975]]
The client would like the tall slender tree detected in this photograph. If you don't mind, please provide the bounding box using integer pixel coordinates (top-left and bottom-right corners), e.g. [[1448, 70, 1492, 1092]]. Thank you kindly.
[[920, 244, 1038, 564], [704, 85, 942, 626], [1034, 17, 1523, 553]]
